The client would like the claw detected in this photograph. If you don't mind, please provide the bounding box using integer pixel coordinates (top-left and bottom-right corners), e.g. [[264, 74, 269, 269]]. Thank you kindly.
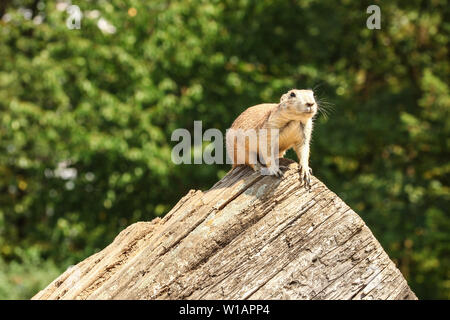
[[261, 165, 283, 177], [272, 166, 283, 177], [298, 165, 312, 190]]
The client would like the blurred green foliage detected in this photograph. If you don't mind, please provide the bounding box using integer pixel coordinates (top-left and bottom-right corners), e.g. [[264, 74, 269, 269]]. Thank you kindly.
[[0, 0, 448, 299]]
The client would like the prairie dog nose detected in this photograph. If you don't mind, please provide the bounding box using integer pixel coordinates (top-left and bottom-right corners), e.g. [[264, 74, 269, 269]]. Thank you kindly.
[[306, 102, 314, 107]]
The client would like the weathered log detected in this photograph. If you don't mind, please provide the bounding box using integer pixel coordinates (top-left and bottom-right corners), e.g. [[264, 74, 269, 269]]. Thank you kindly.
[[32, 159, 417, 300]]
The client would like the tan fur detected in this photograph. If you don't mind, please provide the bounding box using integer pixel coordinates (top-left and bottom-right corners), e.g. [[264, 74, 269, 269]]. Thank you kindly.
[[227, 103, 277, 169], [226, 89, 317, 185]]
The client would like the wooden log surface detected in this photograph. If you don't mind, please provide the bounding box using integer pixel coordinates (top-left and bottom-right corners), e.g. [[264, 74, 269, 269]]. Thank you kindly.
[[32, 159, 417, 300]]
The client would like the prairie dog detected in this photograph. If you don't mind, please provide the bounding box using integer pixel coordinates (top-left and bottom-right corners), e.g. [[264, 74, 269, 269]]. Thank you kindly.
[[226, 89, 317, 188]]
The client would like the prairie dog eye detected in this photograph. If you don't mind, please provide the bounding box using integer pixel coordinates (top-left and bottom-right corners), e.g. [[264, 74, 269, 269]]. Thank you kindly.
[[290, 92, 296, 98]]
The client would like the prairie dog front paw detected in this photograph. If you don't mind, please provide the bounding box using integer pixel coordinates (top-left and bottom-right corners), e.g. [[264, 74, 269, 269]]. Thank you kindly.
[[261, 165, 283, 177], [299, 165, 312, 189]]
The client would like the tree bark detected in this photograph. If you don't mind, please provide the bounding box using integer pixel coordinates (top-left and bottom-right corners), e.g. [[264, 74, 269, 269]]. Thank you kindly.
[[32, 159, 417, 300]]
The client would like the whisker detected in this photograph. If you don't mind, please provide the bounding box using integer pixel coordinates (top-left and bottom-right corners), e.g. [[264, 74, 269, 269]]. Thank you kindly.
[[312, 82, 325, 92], [314, 92, 335, 120]]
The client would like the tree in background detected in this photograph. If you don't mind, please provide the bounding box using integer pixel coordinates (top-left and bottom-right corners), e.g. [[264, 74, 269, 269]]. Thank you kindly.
[[0, 0, 448, 299]]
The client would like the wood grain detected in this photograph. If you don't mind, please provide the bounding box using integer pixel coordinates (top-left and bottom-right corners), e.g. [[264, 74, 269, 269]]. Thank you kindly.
[[32, 159, 417, 300]]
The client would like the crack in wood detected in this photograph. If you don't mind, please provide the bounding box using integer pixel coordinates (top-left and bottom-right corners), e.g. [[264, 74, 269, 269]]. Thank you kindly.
[[32, 160, 417, 300]]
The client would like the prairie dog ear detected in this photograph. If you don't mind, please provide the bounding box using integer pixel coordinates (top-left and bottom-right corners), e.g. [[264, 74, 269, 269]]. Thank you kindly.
[[280, 93, 288, 103]]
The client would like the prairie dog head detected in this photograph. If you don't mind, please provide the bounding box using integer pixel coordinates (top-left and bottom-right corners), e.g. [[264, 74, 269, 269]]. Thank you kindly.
[[280, 89, 317, 119]]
